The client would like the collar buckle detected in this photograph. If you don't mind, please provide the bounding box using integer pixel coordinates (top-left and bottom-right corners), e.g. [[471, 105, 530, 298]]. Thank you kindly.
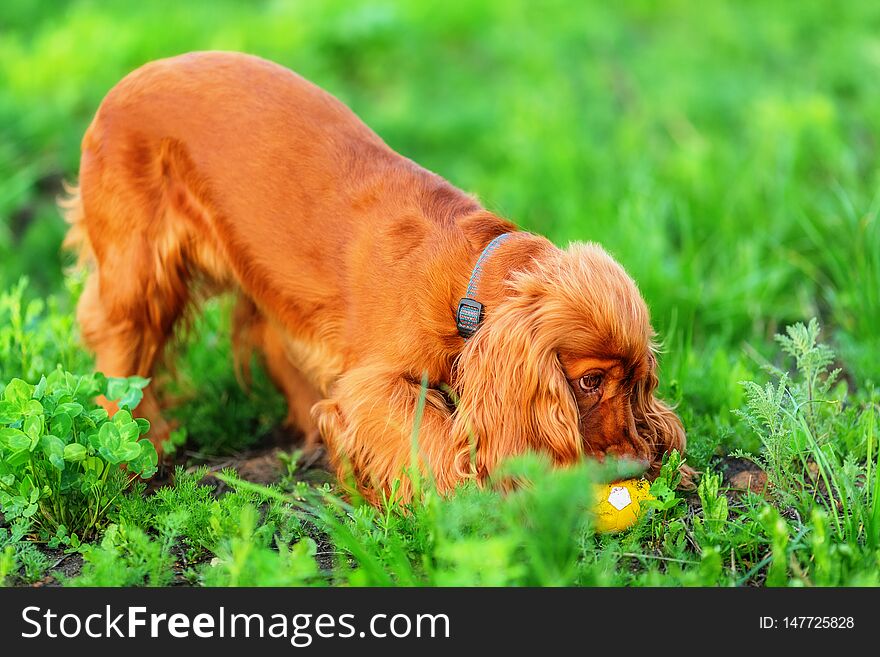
[[456, 298, 484, 339]]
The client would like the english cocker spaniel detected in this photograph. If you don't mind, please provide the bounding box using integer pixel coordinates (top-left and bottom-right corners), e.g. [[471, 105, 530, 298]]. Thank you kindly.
[[64, 51, 688, 502]]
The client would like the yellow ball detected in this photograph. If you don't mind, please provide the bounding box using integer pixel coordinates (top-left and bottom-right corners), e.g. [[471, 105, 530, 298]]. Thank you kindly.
[[592, 478, 654, 533]]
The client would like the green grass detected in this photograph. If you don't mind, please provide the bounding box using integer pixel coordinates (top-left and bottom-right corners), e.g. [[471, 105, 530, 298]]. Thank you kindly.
[[1, 0, 879, 587]]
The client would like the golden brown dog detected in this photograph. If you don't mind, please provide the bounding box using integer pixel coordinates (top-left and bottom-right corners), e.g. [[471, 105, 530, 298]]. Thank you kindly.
[[64, 51, 688, 502]]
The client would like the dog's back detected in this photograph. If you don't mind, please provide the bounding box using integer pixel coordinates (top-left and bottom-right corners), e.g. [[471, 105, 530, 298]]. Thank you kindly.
[[70, 52, 392, 324]]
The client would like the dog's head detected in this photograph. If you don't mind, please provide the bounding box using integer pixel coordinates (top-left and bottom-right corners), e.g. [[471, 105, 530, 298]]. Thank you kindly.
[[453, 242, 687, 481]]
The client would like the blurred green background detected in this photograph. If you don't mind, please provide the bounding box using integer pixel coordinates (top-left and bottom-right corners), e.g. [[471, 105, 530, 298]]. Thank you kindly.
[[1, 0, 878, 462]]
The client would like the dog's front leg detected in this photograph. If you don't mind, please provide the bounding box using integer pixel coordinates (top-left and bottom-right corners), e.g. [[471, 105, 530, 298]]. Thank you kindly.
[[313, 367, 473, 504]]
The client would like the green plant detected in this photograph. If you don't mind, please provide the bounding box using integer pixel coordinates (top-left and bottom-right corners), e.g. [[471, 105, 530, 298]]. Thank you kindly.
[[646, 450, 687, 522], [696, 470, 728, 534], [0, 518, 52, 585], [17, 542, 51, 583], [734, 320, 839, 499], [0, 370, 157, 543], [759, 506, 790, 587], [67, 522, 176, 587], [797, 188, 880, 382], [165, 298, 286, 455], [733, 320, 879, 545], [0, 277, 88, 383], [0, 545, 14, 586], [112, 465, 310, 584], [136, 466, 219, 561], [200, 505, 320, 586]]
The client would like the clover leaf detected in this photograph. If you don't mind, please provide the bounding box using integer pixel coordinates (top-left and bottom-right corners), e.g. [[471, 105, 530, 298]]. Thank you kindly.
[[0, 428, 30, 452], [3, 379, 33, 406], [63, 443, 88, 462], [105, 376, 150, 411], [130, 439, 158, 478], [40, 434, 66, 471]]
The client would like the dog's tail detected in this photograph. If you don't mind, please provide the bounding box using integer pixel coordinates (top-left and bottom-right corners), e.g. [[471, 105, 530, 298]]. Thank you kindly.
[[60, 182, 94, 271]]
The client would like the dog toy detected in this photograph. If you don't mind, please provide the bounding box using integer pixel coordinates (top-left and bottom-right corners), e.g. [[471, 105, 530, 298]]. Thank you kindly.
[[592, 478, 654, 533]]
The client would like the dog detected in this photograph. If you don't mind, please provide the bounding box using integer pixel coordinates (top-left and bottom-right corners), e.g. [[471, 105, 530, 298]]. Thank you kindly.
[[63, 51, 689, 503]]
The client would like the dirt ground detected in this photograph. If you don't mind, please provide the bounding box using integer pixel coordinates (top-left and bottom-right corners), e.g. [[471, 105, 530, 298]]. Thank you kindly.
[[719, 456, 769, 495]]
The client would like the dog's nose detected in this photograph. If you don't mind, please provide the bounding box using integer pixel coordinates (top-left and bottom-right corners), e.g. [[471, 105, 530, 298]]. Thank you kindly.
[[602, 444, 650, 470], [631, 457, 651, 471], [603, 444, 640, 459]]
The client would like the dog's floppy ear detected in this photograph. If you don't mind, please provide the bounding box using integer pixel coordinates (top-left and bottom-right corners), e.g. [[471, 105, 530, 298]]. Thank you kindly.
[[451, 277, 582, 478], [633, 351, 694, 486]]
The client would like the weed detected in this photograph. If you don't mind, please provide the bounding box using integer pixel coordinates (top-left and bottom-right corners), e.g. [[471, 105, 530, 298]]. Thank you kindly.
[[734, 320, 879, 548], [165, 299, 286, 455], [67, 522, 176, 587], [200, 505, 320, 586], [0, 277, 88, 383]]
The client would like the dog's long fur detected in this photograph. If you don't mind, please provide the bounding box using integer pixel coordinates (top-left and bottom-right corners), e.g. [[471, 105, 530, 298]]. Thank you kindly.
[[64, 51, 688, 502]]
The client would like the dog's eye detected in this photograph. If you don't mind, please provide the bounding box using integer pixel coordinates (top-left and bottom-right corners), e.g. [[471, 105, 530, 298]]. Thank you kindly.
[[578, 372, 603, 394]]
